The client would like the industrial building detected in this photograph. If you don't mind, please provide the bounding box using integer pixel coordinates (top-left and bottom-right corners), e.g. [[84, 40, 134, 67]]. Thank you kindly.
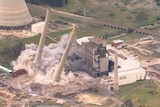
[[108, 45, 146, 86], [109, 67, 146, 86], [31, 22, 45, 34], [76, 37, 146, 86], [112, 40, 125, 49], [76, 36, 109, 77], [0, 0, 32, 30]]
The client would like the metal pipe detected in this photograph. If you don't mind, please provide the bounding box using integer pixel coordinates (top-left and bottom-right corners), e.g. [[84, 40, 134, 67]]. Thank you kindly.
[[34, 8, 51, 64], [0, 65, 12, 73], [53, 24, 77, 81]]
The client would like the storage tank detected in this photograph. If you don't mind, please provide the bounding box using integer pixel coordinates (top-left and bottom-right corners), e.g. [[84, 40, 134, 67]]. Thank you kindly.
[[0, 0, 32, 30]]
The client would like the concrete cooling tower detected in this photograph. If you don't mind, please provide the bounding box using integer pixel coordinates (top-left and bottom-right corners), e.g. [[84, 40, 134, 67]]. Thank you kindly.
[[0, 0, 32, 30]]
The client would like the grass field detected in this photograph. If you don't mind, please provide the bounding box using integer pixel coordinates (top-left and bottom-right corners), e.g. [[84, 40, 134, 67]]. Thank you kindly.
[[54, 0, 160, 27], [119, 80, 160, 107], [26, 0, 160, 42]]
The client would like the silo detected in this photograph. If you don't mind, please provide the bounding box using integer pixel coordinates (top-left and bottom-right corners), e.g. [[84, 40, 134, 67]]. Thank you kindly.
[[0, 0, 32, 30]]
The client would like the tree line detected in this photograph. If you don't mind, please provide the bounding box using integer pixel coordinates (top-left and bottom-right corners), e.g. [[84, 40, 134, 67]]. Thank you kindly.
[[25, 0, 68, 7]]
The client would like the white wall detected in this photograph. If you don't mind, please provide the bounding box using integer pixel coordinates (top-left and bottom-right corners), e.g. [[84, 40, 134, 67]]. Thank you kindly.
[[118, 59, 140, 72], [31, 22, 45, 34], [109, 68, 146, 86]]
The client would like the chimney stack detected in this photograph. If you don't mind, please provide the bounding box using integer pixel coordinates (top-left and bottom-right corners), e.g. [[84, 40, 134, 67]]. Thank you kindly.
[[34, 8, 51, 64], [114, 53, 119, 91], [53, 25, 77, 81]]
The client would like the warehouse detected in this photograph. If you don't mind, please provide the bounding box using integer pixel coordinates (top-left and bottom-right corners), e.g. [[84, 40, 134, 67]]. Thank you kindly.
[[107, 45, 146, 86], [109, 68, 146, 86]]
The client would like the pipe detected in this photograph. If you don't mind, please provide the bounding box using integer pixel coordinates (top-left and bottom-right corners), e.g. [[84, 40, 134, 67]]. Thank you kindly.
[[114, 53, 119, 91], [0, 65, 12, 73], [34, 8, 51, 64], [53, 24, 77, 81]]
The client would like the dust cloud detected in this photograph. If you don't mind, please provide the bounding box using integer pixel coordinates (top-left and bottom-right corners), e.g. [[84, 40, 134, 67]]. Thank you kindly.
[[11, 34, 79, 85]]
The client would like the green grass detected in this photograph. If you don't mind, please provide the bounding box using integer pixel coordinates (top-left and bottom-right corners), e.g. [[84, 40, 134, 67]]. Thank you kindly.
[[28, 0, 160, 28], [52, 0, 159, 27], [27, 1, 159, 40], [27, 4, 46, 18], [48, 29, 72, 40], [100, 98, 114, 107], [126, 33, 146, 39], [119, 80, 160, 107], [76, 24, 125, 39]]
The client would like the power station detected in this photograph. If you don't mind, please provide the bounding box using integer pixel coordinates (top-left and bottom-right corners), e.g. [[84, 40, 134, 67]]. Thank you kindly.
[[76, 36, 146, 89], [0, 1, 159, 106], [0, 0, 32, 30]]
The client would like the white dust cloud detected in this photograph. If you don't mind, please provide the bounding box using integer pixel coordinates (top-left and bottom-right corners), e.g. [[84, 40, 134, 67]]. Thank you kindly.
[[12, 34, 75, 85]]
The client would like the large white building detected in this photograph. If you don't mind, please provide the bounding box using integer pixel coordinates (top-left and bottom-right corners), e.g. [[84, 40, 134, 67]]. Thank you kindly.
[[107, 45, 146, 86]]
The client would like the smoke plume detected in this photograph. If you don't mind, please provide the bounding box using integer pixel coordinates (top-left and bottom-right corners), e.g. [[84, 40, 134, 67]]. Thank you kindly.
[[12, 33, 85, 85], [12, 34, 72, 85]]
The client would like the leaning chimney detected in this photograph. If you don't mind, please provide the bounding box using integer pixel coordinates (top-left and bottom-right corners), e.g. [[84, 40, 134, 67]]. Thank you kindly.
[[34, 8, 51, 64], [53, 25, 77, 81]]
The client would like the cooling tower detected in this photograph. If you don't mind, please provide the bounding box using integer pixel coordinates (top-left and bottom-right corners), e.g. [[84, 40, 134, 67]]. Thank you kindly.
[[0, 0, 32, 30]]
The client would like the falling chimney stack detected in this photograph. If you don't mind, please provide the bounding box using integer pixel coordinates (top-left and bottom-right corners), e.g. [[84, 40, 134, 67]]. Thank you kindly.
[[53, 25, 77, 81], [34, 8, 51, 64]]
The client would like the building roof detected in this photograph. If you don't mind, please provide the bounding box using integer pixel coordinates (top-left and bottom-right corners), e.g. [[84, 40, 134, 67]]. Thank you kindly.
[[109, 67, 145, 77], [88, 37, 104, 45], [107, 45, 140, 71], [32, 22, 45, 27], [112, 40, 124, 44], [76, 36, 94, 45]]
